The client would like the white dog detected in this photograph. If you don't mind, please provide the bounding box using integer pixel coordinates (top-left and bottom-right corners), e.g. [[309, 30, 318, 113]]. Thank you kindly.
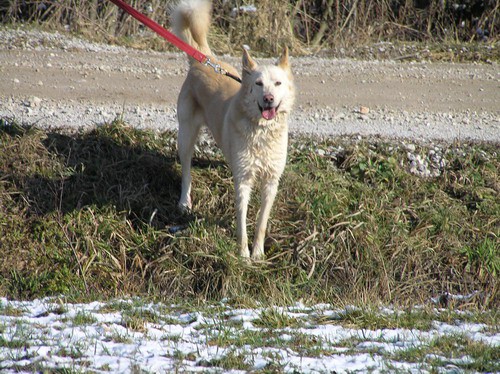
[[172, 0, 295, 259]]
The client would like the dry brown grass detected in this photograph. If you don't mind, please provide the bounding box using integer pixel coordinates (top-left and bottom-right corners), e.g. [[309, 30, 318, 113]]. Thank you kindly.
[[1, 0, 497, 56]]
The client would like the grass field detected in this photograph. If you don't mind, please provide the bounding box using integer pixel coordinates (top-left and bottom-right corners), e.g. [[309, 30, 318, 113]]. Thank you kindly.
[[0, 118, 498, 310]]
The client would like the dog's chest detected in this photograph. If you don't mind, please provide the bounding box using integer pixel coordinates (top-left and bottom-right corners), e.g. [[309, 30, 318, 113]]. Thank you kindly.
[[237, 125, 287, 179]]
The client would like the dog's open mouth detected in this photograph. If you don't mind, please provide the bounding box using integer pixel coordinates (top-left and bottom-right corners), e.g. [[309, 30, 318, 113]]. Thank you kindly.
[[259, 103, 280, 120]]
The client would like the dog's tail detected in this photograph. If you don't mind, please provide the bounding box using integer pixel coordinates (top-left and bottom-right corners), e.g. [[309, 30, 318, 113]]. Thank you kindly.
[[171, 0, 212, 61]]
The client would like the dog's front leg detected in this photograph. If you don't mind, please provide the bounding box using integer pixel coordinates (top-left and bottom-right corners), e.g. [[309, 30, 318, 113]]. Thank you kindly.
[[235, 180, 252, 258], [252, 180, 279, 260]]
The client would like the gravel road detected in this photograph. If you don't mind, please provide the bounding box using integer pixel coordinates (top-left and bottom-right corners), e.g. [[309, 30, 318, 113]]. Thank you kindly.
[[1, 28, 499, 142]]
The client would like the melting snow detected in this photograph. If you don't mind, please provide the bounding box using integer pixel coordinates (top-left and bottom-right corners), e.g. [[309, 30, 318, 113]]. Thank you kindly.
[[0, 297, 497, 373]]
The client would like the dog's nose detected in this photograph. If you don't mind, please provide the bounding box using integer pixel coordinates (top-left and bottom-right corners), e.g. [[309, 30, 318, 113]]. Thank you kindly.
[[263, 94, 274, 105]]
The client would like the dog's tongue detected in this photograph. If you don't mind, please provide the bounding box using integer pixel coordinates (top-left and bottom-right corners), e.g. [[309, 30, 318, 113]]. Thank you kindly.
[[262, 107, 277, 120]]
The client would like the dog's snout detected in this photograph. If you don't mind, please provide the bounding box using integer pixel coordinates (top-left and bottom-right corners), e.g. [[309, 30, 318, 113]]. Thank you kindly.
[[263, 94, 274, 105]]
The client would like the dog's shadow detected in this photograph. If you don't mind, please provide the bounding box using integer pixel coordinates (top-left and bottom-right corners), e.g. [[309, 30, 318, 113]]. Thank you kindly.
[[10, 125, 190, 229]]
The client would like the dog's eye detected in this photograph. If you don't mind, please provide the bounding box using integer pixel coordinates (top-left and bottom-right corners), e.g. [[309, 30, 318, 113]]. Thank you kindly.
[[275, 81, 282, 86], [255, 80, 263, 86]]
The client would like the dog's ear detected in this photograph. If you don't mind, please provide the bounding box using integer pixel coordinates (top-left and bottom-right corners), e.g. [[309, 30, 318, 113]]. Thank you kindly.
[[277, 46, 290, 71], [242, 48, 257, 75]]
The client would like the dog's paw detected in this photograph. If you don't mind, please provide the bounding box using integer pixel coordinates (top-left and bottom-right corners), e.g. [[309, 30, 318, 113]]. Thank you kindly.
[[177, 201, 192, 214], [251, 250, 265, 261], [239, 247, 251, 259]]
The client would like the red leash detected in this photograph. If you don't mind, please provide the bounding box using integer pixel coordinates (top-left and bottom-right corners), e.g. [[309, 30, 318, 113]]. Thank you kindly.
[[109, 0, 241, 83]]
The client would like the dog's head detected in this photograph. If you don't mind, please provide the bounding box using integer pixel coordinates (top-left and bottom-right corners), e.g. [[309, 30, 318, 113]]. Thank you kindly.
[[241, 47, 295, 123]]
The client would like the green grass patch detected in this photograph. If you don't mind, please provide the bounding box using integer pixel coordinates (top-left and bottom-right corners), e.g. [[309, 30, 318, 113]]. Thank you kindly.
[[394, 333, 500, 372], [253, 307, 305, 329], [0, 303, 25, 317], [0, 119, 498, 309], [199, 349, 252, 371], [71, 311, 98, 326], [0, 335, 30, 350]]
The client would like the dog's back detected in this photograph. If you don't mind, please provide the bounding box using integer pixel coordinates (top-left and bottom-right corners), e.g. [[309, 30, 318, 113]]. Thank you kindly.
[[172, 0, 240, 147]]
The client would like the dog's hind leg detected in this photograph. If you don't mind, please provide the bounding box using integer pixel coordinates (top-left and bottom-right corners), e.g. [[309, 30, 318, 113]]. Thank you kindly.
[[251, 180, 279, 260], [177, 99, 203, 212]]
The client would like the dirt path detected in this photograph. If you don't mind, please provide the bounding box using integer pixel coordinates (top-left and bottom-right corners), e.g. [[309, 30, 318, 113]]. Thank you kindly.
[[1, 29, 499, 142]]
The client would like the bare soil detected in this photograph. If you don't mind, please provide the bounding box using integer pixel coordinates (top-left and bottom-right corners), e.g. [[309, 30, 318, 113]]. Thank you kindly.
[[1, 29, 499, 142]]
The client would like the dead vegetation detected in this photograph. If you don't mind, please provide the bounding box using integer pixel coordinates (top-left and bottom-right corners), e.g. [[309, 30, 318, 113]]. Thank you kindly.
[[1, 0, 497, 57]]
